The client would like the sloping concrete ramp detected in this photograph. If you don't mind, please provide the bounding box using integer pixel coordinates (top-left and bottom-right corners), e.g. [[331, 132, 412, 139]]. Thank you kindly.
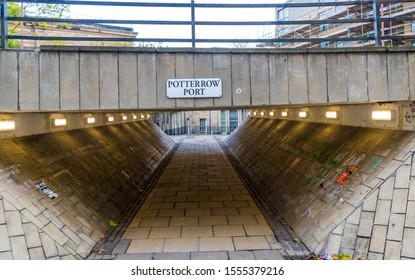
[[225, 118, 415, 260], [0, 120, 174, 259]]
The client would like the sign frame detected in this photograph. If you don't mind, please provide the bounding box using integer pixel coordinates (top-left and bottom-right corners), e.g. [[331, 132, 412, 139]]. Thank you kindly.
[[166, 78, 223, 99]]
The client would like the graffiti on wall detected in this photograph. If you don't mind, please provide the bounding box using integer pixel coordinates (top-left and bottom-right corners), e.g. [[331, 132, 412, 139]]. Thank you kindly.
[[292, 151, 367, 219]]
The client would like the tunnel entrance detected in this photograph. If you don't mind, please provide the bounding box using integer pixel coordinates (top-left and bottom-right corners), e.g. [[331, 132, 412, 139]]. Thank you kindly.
[[1, 111, 414, 260], [89, 135, 308, 260]]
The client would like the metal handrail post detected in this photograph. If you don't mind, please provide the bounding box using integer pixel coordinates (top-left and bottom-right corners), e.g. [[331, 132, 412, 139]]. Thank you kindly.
[[1, 0, 7, 49], [191, 0, 196, 48], [373, 0, 382, 46]]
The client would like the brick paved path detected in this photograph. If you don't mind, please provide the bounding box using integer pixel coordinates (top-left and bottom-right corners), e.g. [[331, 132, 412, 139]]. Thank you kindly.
[[113, 136, 285, 260]]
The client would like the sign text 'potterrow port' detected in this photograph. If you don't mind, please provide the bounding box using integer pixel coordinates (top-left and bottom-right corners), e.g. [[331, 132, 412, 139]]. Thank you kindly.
[[166, 78, 222, 98]]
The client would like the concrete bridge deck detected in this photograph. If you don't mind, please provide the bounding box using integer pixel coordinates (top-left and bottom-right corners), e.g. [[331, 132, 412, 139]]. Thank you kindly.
[[1, 47, 414, 112]]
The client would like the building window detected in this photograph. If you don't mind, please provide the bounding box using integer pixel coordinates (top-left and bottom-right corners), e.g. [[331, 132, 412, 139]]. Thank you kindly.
[[241, 110, 248, 121], [319, 24, 331, 32], [229, 110, 239, 133], [200, 118, 206, 134], [412, 20, 415, 32], [318, 10, 332, 32], [220, 110, 227, 134], [320, 42, 330, 48], [337, 42, 344, 47], [277, 8, 288, 21]]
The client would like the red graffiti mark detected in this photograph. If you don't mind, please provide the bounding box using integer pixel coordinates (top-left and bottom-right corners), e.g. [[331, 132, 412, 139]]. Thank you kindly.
[[336, 166, 357, 184], [284, 157, 302, 175]]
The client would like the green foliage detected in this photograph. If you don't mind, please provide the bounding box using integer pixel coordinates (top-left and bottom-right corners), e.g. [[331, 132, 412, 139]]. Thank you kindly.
[[89, 41, 134, 47], [136, 41, 164, 48], [24, 3, 70, 18], [6, 2, 20, 48], [109, 220, 118, 227], [43, 40, 66, 46], [7, 38, 20, 48], [7, 1, 21, 17], [339, 252, 352, 260], [7, 2, 69, 18], [5, 2, 69, 48], [89, 41, 164, 48]]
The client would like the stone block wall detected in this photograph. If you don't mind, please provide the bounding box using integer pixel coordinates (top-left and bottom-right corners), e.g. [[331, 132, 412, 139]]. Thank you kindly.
[[325, 157, 415, 259], [225, 117, 415, 259], [0, 120, 175, 259]]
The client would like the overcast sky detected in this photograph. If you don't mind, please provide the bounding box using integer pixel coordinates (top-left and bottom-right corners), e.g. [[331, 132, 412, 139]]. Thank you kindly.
[[69, 0, 286, 47]]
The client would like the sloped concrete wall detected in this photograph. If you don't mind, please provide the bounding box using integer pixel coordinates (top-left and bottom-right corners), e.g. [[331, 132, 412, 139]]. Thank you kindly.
[[0, 120, 174, 259], [225, 117, 415, 259]]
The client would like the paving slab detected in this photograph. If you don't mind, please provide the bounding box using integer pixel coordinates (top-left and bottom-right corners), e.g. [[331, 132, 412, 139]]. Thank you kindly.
[[127, 239, 164, 254], [253, 250, 284, 260], [163, 238, 199, 253], [191, 251, 229, 260], [182, 226, 213, 238], [153, 252, 190, 260], [233, 236, 272, 251], [199, 237, 234, 251], [10, 236, 29, 260], [228, 250, 256, 260], [116, 253, 154, 260]]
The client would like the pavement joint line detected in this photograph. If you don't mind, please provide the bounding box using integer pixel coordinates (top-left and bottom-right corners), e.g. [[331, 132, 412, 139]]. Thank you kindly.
[[217, 137, 311, 256], [87, 142, 181, 258]]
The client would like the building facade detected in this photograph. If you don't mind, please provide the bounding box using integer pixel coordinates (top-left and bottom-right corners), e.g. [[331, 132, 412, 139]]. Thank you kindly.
[[152, 110, 249, 135], [9, 22, 138, 49], [274, 0, 415, 48]]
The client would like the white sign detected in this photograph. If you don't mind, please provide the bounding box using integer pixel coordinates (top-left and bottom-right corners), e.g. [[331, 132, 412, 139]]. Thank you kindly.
[[166, 78, 222, 98]]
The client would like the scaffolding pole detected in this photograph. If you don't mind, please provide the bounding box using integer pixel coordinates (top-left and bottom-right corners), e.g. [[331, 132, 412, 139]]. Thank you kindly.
[[373, 0, 382, 46]]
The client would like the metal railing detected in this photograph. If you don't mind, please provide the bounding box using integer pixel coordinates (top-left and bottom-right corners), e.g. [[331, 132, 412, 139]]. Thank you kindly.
[[1, 0, 415, 49]]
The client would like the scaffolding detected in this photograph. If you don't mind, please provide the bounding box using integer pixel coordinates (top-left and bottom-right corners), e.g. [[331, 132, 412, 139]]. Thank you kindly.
[[273, 1, 415, 48]]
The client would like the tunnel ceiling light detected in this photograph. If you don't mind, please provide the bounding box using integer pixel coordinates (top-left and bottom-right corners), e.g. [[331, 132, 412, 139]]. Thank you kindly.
[[146, 114, 150, 118], [260, 112, 265, 116], [372, 110, 393, 121], [141, 114, 145, 119], [299, 111, 307, 118], [248, 112, 251, 116], [53, 118, 67, 127], [270, 112, 275, 117], [253, 112, 257, 116], [0, 120, 15, 131], [281, 111, 288, 117], [326, 111, 339, 119], [107, 116, 114, 122], [132, 114, 137, 120], [122, 115, 128, 121], [86, 117, 95, 124]]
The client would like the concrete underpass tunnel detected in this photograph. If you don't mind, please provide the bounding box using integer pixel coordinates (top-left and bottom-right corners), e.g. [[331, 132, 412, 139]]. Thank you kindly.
[[1, 104, 415, 260]]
